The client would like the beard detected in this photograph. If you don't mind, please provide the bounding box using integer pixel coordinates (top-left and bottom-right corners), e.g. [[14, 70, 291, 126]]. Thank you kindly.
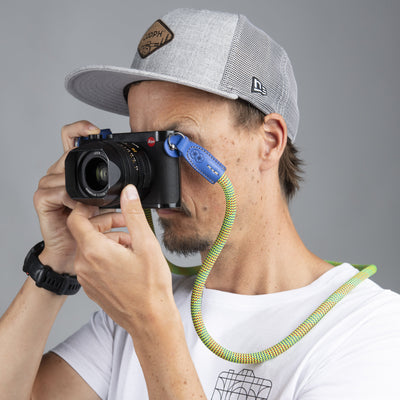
[[157, 215, 213, 257]]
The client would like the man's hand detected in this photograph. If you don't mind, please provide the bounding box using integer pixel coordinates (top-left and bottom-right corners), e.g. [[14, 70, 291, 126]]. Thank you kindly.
[[67, 184, 176, 333], [67, 185, 206, 399], [33, 121, 101, 274]]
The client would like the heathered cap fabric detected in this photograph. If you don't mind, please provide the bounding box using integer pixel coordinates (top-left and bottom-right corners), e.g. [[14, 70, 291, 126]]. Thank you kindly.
[[65, 8, 299, 141]]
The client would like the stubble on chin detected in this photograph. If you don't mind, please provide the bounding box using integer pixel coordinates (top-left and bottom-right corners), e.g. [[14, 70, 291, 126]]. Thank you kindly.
[[157, 215, 212, 257]]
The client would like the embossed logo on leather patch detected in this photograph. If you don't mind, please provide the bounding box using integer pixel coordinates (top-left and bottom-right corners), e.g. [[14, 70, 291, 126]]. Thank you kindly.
[[137, 19, 174, 58]]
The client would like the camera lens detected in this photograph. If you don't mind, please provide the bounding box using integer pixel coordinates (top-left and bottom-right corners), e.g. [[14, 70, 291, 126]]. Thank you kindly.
[[84, 158, 108, 191], [74, 141, 152, 207]]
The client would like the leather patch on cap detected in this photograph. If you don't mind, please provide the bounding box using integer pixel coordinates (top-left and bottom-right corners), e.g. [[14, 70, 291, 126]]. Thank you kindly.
[[138, 19, 174, 58]]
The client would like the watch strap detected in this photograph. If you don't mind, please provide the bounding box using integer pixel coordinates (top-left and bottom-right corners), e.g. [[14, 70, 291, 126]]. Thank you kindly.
[[23, 241, 81, 295]]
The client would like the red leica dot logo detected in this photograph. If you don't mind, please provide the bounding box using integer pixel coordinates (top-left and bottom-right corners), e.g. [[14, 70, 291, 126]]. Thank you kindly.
[[147, 137, 156, 147]]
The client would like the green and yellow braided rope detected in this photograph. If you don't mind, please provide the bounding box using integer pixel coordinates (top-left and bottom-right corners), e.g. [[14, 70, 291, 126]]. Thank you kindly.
[[146, 172, 377, 364]]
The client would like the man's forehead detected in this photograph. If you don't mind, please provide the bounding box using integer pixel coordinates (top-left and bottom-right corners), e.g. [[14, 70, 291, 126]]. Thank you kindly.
[[127, 80, 229, 106], [127, 81, 232, 135]]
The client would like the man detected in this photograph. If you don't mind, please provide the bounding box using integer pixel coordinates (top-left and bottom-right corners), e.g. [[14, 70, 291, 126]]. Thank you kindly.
[[0, 8, 399, 400]]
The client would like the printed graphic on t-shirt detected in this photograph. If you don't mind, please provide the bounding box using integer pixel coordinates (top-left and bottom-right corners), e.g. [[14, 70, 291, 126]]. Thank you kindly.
[[211, 369, 272, 399]]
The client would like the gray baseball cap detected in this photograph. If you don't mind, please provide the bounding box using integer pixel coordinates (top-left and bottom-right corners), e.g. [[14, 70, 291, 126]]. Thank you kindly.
[[66, 8, 299, 141]]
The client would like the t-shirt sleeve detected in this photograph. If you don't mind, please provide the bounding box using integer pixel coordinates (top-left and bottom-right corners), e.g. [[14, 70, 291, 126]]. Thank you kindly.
[[297, 290, 400, 400], [51, 310, 115, 400]]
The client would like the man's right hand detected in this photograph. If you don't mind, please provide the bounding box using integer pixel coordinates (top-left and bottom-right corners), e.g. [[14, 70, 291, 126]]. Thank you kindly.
[[33, 121, 101, 274]]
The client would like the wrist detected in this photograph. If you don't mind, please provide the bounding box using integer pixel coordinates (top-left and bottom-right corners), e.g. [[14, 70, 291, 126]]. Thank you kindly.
[[128, 298, 183, 342], [23, 241, 81, 296], [38, 247, 74, 275]]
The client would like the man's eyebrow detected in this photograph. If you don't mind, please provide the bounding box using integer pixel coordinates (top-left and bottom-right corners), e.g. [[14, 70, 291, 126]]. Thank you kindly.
[[164, 123, 180, 131], [164, 121, 186, 132]]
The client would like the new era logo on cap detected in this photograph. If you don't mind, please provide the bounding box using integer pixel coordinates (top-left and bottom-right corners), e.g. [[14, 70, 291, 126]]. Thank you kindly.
[[251, 77, 267, 96]]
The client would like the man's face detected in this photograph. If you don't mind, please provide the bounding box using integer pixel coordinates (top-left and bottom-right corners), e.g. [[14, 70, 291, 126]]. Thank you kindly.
[[127, 81, 263, 256]]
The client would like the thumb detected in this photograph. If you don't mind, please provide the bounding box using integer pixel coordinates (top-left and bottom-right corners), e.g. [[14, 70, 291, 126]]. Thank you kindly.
[[120, 185, 154, 250]]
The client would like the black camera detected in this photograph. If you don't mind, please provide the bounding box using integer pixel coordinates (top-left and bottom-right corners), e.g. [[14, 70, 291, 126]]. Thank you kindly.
[[65, 130, 180, 209]]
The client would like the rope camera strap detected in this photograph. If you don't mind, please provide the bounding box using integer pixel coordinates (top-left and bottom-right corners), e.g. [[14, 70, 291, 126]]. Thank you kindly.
[[146, 134, 377, 364]]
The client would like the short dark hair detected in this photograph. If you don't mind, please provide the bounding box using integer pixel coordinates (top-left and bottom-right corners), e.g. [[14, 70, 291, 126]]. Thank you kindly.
[[230, 99, 304, 202]]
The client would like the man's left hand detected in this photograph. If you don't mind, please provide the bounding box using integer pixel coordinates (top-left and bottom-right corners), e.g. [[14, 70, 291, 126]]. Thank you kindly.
[[67, 184, 176, 333]]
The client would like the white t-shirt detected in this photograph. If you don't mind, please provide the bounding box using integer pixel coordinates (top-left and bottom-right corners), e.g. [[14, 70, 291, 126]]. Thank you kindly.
[[52, 264, 400, 399]]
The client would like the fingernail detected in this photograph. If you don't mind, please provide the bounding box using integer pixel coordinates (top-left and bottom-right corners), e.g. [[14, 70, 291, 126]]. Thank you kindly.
[[124, 185, 138, 201], [88, 125, 100, 132]]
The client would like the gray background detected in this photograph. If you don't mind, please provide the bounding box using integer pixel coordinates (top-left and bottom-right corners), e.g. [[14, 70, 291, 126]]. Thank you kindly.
[[1, 0, 399, 350]]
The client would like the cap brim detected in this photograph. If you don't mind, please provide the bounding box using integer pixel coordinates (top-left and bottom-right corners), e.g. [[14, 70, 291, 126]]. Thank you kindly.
[[65, 65, 238, 116]]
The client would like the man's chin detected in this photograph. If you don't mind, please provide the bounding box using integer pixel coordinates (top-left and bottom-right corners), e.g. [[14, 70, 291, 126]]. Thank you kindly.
[[162, 234, 212, 257], [158, 219, 211, 256]]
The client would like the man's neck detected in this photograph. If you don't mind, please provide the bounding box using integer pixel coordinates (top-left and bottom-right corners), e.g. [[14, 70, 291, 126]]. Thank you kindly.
[[202, 198, 332, 295]]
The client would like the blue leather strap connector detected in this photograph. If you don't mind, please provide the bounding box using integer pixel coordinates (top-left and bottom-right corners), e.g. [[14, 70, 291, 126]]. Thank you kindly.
[[165, 134, 226, 184]]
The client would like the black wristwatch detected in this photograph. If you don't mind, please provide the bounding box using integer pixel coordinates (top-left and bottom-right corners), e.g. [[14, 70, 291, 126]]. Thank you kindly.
[[23, 241, 81, 295]]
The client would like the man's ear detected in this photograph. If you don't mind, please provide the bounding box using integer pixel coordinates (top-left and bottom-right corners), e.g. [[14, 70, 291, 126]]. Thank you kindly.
[[259, 113, 287, 171]]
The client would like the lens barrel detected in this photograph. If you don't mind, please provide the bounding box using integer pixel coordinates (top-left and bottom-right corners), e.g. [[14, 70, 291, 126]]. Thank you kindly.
[[76, 141, 152, 208]]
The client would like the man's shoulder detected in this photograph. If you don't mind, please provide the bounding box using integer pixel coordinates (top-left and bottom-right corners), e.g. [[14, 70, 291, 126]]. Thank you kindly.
[[332, 263, 400, 304], [305, 264, 400, 340], [351, 272, 400, 309], [333, 269, 400, 336]]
